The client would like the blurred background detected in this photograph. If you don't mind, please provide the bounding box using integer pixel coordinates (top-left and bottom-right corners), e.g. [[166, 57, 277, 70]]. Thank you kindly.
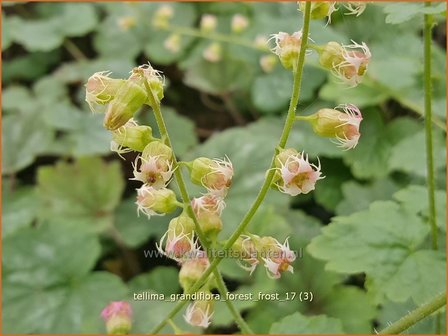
[[2, 1, 447, 334]]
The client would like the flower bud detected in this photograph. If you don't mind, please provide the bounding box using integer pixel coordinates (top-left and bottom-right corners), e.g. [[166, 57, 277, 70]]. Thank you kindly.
[[318, 41, 371, 87], [259, 55, 277, 73], [231, 14, 249, 33], [130, 65, 164, 109], [184, 294, 214, 328], [270, 31, 302, 70], [260, 237, 296, 279], [200, 14, 217, 33], [136, 186, 178, 218], [142, 141, 173, 162], [85, 72, 126, 112], [203, 43, 222, 63], [153, 5, 174, 29], [164, 33, 181, 53], [298, 2, 338, 22], [103, 76, 148, 130], [187, 157, 233, 194], [306, 104, 362, 150], [179, 251, 210, 292], [273, 150, 324, 196], [157, 214, 197, 261], [101, 301, 132, 334], [117, 16, 137, 31], [232, 235, 260, 274], [111, 118, 155, 153]]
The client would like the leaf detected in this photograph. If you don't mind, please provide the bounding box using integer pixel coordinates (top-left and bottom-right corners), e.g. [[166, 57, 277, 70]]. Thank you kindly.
[[2, 186, 38, 238], [114, 198, 167, 247], [2, 85, 34, 112], [2, 12, 13, 50], [384, 2, 446, 25], [37, 157, 124, 232], [270, 312, 344, 334], [343, 113, 422, 179], [128, 267, 181, 296], [2, 112, 54, 174], [336, 179, 399, 216], [308, 200, 446, 305], [389, 130, 446, 177], [58, 3, 98, 37], [394, 185, 446, 232]]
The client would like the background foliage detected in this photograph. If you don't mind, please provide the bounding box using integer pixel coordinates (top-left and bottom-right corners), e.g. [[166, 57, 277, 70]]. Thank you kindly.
[[2, 1, 446, 334]]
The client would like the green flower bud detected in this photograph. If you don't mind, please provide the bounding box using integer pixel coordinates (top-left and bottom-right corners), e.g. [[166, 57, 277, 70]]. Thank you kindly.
[[131, 65, 164, 109], [141, 141, 173, 162], [85, 72, 126, 112], [179, 252, 210, 292], [136, 186, 178, 218], [103, 76, 148, 130], [298, 2, 337, 21], [318, 41, 344, 69], [168, 212, 195, 237], [111, 119, 155, 152], [198, 212, 223, 239], [186, 157, 233, 193]]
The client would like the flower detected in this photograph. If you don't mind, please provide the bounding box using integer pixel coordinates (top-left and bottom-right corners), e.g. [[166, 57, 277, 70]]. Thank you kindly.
[[259, 55, 277, 73], [117, 16, 137, 31], [298, 1, 338, 23], [179, 251, 210, 291], [136, 186, 178, 218], [233, 235, 260, 274], [101, 301, 132, 334], [156, 214, 197, 261], [132, 155, 173, 188], [129, 64, 164, 109], [231, 14, 249, 33], [270, 31, 303, 70], [85, 71, 125, 112], [203, 43, 222, 63], [188, 156, 233, 195], [275, 150, 324, 196], [343, 2, 367, 16], [200, 14, 217, 32], [184, 298, 214, 328], [304, 104, 362, 150], [331, 41, 371, 87], [261, 237, 296, 279], [153, 4, 174, 29], [191, 193, 226, 216], [111, 118, 154, 155], [164, 34, 181, 53]]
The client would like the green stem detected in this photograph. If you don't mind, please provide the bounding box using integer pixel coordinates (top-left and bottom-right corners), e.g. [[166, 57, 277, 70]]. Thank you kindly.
[[149, 93, 253, 334], [150, 2, 312, 333], [424, 1, 438, 251], [378, 292, 446, 334], [63, 39, 88, 61]]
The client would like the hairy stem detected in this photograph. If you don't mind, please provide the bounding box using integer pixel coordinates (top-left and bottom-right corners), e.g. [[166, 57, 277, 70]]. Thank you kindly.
[[378, 292, 446, 334], [150, 2, 312, 333], [149, 97, 253, 334], [423, 1, 438, 250]]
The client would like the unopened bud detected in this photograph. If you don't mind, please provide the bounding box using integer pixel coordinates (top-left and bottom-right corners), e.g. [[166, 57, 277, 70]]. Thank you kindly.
[[200, 14, 217, 32], [298, 2, 338, 22], [111, 118, 154, 152], [187, 157, 233, 194], [203, 43, 222, 63], [305, 104, 362, 150], [259, 55, 277, 73], [136, 186, 178, 218], [231, 14, 249, 33], [179, 251, 210, 291], [85, 72, 126, 112], [130, 64, 164, 109], [270, 31, 302, 70], [103, 76, 147, 130], [184, 293, 214, 328], [101, 301, 132, 334], [164, 34, 181, 53], [142, 141, 173, 162], [153, 5, 174, 29]]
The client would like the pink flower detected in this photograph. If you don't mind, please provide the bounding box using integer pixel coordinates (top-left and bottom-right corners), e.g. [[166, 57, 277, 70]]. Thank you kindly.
[[191, 193, 226, 216], [131, 155, 173, 189], [333, 104, 363, 149], [101, 301, 132, 334], [184, 300, 213, 328], [270, 31, 303, 69], [156, 229, 198, 262], [277, 152, 324, 196], [333, 41, 371, 87], [262, 238, 296, 279]]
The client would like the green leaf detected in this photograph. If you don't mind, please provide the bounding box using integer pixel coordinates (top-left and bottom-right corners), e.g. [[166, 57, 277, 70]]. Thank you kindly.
[[336, 179, 399, 216], [2, 12, 13, 50], [37, 157, 124, 232], [2, 112, 54, 174], [389, 130, 446, 177], [114, 198, 166, 247], [270, 312, 344, 334], [343, 113, 422, 179], [2, 85, 34, 112], [308, 200, 446, 305], [58, 3, 98, 37], [2, 186, 38, 238], [128, 267, 181, 296], [384, 2, 446, 25]]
